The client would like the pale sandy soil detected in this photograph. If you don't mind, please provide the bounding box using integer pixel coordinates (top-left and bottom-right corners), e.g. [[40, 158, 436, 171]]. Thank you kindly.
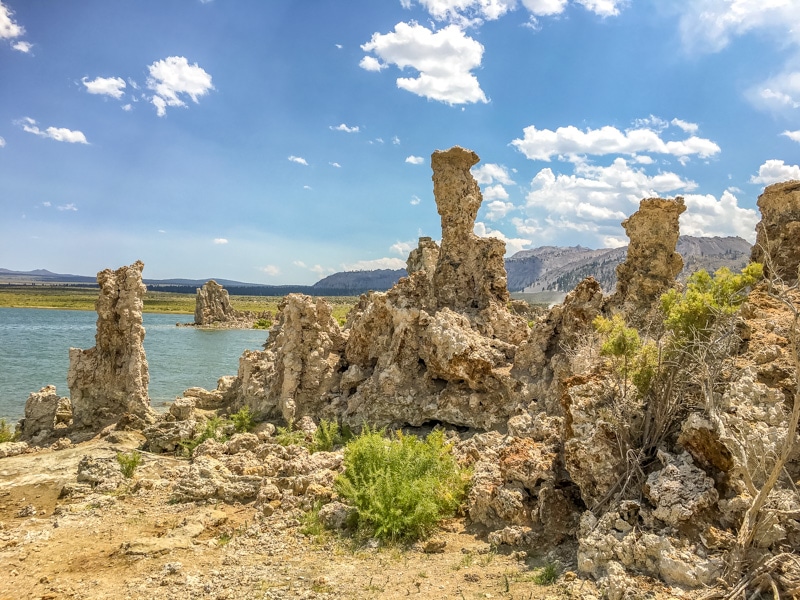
[[0, 436, 679, 600]]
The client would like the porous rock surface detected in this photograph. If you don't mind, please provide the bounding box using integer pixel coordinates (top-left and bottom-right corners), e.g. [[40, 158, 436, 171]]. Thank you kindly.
[[193, 279, 272, 328], [18, 385, 72, 442], [67, 260, 154, 431], [751, 179, 800, 283]]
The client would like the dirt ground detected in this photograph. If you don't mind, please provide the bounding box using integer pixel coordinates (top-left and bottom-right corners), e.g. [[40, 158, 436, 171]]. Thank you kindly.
[[0, 437, 680, 600]]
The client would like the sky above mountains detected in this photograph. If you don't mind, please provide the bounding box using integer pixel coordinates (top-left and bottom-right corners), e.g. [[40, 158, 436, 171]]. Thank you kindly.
[[1, 0, 799, 284]]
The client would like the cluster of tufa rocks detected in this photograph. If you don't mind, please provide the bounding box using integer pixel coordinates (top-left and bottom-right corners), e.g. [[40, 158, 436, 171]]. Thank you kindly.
[[192, 279, 273, 328], [7, 147, 800, 596]]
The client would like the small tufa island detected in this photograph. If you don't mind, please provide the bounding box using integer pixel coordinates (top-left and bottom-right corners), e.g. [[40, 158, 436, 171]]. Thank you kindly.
[[191, 279, 273, 329], [3, 147, 800, 599]]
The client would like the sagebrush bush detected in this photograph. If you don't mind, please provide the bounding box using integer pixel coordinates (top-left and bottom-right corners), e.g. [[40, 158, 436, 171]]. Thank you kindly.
[[335, 427, 469, 541], [116, 450, 142, 479], [0, 418, 16, 443]]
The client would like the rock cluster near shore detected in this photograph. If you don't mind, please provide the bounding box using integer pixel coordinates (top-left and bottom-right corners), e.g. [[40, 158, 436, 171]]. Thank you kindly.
[[193, 279, 272, 328], [8, 154, 800, 597]]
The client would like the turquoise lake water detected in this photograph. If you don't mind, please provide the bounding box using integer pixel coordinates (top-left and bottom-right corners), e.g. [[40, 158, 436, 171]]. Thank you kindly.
[[0, 307, 269, 422]]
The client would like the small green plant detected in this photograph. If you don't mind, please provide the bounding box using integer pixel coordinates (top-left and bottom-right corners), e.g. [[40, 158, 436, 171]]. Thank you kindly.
[[0, 419, 16, 443], [253, 318, 272, 330], [275, 419, 306, 447], [231, 406, 255, 433], [532, 562, 559, 585], [335, 427, 469, 542], [593, 314, 659, 399], [179, 415, 228, 456], [310, 419, 351, 453], [116, 450, 142, 479]]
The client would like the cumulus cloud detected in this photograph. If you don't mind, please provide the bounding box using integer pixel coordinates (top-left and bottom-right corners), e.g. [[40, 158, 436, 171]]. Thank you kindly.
[[288, 155, 309, 165], [11, 40, 31, 53], [213, 238, 228, 245], [483, 184, 509, 200], [82, 76, 126, 99], [122, 104, 132, 112], [329, 161, 341, 168], [0, 1, 23, 39], [342, 257, 407, 271], [0, 136, 4, 147], [752, 71, 800, 113], [392, 136, 401, 144], [18, 117, 88, 144], [260, 265, 280, 276], [518, 158, 699, 245], [671, 118, 698, 134], [390, 240, 416, 255], [408, 0, 627, 24], [410, 194, 422, 205], [330, 123, 360, 133], [472, 163, 514, 185], [474, 222, 531, 255], [146, 56, 213, 117], [57, 203, 77, 211], [783, 130, 800, 143], [405, 155, 425, 164], [574, 0, 625, 17], [750, 159, 800, 185], [360, 22, 487, 105], [484, 199, 515, 220], [680, 191, 758, 242], [511, 123, 720, 161]]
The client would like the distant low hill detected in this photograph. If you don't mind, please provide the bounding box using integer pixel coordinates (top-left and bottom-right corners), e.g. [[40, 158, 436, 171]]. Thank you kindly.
[[1, 236, 753, 297]]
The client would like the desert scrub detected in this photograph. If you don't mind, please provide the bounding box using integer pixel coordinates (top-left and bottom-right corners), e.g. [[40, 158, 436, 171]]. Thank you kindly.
[[179, 415, 228, 456], [252, 318, 272, 330], [116, 450, 142, 479], [335, 428, 469, 542], [275, 419, 306, 447], [310, 419, 351, 453], [593, 314, 659, 399], [0, 418, 17, 442], [231, 406, 255, 433]]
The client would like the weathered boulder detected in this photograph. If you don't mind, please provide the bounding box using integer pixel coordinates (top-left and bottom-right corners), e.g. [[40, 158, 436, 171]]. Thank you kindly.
[[643, 451, 718, 529], [68, 261, 153, 432], [406, 236, 439, 281], [751, 180, 800, 283], [608, 197, 686, 317], [18, 385, 72, 442]]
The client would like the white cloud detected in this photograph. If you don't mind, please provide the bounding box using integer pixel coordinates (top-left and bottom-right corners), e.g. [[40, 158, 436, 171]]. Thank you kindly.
[[330, 161, 342, 168], [310, 264, 331, 276], [42, 201, 51, 207], [484, 199, 515, 220], [342, 257, 407, 271], [410, 194, 422, 205], [57, 203, 77, 211], [260, 265, 281, 276], [603, 236, 627, 248], [213, 238, 228, 245], [521, 0, 568, 16], [752, 72, 800, 113], [361, 22, 487, 105], [11, 40, 31, 53], [472, 163, 514, 185], [359, 56, 385, 71], [392, 136, 401, 144], [335, 44, 343, 49], [288, 155, 309, 165], [671, 118, 699, 134], [303, 185, 312, 190], [122, 104, 132, 112], [413, 0, 515, 26], [511, 124, 720, 161], [677, 1, 800, 54], [390, 240, 416, 255], [783, 130, 800, 143], [483, 184, 509, 200], [0, 136, 4, 147], [0, 1, 23, 39], [146, 56, 214, 117], [680, 191, 758, 242], [293, 260, 307, 268], [474, 222, 531, 255], [18, 117, 88, 144], [82, 76, 126, 99], [520, 158, 698, 245], [750, 159, 800, 185], [330, 123, 360, 133], [405, 155, 425, 164], [574, 0, 625, 17]]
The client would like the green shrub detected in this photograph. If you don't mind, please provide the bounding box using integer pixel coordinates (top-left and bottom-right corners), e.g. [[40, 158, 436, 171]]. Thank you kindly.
[[116, 450, 142, 479], [0, 419, 16, 443], [660, 263, 762, 343], [253, 318, 272, 330], [335, 427, 469, 542], [532, 562, 559, 585], [593, 314, 659, 399], [179, 415, 228, 456], [231, 407, 255, 433], [275, 419, 306, 447], [310, 419, 351, 453]]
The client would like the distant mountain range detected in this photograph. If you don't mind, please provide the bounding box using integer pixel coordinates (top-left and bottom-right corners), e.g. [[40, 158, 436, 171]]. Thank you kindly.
[[1, 236, 753, 297]]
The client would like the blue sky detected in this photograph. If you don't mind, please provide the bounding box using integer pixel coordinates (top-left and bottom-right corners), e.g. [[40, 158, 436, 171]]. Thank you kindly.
[[1, 0, 799, 285]]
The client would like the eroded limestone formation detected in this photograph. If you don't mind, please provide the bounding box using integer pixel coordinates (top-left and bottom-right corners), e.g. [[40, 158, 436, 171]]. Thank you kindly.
[[609, 197, 686, 316], [68, 260, 153, 431], [193, 280, 272, 328], [751, 180, 800, 283], [18, 385, 72, 442]]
